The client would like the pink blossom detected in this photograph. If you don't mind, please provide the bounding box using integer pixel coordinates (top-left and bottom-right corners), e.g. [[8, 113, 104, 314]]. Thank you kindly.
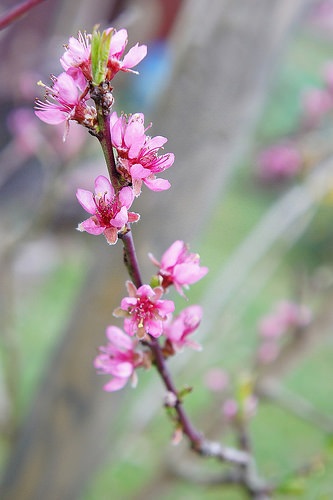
[[76, 175, 140, 244], [257, 143, 302, 181], [204, 368, 229, 393], [164, 305, 203, 352], [149, 240, 208, 296], [302, 87, 333, 125], [60, 31, 92, 80], [110, 112, 174, 195], [94, 325, 144, 392], [106, 28, 147, 80], [59, 28, 146, 82], [257, 341, 280, 364], [114, 281, 175, 339], [35, 70, 95, 128], [259, 301, 311, 339], [323, 61, 333, 92]]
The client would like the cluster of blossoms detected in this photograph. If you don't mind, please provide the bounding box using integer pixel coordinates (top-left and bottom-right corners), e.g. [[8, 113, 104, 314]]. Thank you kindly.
[[257, 300, 312, 364], [204, 369, 258, 424], [96, 241, 207, 391], [36, 27, 174, 244], [256, 59, 333, 183], [35, 27, 208, 393]]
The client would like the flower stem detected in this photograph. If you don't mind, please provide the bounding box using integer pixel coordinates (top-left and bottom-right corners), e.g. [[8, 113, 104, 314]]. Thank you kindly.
[[95, 101, 122, 191], [120, 228, 250, 465], [121, 230, 143, 289]]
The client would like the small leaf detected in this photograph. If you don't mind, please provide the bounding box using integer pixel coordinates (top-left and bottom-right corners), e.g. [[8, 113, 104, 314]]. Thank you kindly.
[[91, 25, 112, 85]]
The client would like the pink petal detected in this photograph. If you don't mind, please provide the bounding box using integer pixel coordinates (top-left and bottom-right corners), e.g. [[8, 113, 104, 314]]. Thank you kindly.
[[145, 135, 167, 150], [110, 116, 123, 148], [109, 361, 133, 378], [157, 299, 175, 315], [118, 186, 134, 208], [76, 188, 96, 214], [130, 163, 150, 180], [145, 319, 163, 338], [103, 376, 129, 392], [35, 108, 67, 125], [55, 72, 79, 105], [143, 177, 171, 192], [95, 175, 114, 199], [106, 325, 133, 350], [111, 205, 128, 228], [161, 240, 185, 268], [174, 263, 209, 284], [109, 29, 128, 56], [79, 217, 105, 235], [122, 44, 147, 69]]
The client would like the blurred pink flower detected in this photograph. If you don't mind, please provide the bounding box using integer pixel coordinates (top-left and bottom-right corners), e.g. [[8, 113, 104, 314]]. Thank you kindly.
[[149, 240, 208, 296], [94, 325, 144, 392], [115, 281, 175, 339], [257, 143, 302, 181], [302, 87, 333, 125], [110, 112, 174, 196], [76, 175, 139, 244], [164, 305, 203, 352], [259, 301, 311, 339], [204, 368, 229, 393]]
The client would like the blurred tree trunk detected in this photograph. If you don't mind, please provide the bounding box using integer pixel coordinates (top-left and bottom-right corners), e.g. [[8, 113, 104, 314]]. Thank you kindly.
[[0, 1, 314, 499]]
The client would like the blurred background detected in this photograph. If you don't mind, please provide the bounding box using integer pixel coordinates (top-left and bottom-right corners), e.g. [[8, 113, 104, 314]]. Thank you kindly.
[[1, 0, 333, 498]]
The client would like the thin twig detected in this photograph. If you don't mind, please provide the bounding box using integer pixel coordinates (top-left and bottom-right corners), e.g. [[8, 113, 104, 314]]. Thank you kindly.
[[0, 0, 46, 30]]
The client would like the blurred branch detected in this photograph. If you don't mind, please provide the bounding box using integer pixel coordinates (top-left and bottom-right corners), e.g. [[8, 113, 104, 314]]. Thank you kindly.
[[0, 0, 46, 30], [257, 380, 333, 434]]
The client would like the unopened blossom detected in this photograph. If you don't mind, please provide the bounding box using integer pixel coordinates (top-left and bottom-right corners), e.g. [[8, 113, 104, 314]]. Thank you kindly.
[[110, 112, 174, 195], [164, 305, 203, 352], [114, 281, 175, 339], [149, 240, 208, 296], [106, 28, 147, 80], [76, 175, 140, 244], [94, 325, 144, 392], [35, 70, 95, 128], [257, 143, 302, 181]]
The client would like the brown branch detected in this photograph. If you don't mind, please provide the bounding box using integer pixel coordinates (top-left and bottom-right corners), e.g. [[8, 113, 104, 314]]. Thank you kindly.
[[0, 0, 46, 30]]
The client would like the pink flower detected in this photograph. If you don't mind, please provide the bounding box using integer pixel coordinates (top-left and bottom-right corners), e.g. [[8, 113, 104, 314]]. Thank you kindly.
[[60, 28, 147, 82], [301, 87, 333, 125], [259, 301, 311, 339], [76, 175, 140, 244], [114, 281, 175, 339], [257, 143, 302, 181], [94, 325, 144, 392], [149, 240, 208, 297], [110, 112, 174, 195], [60, 31, 92, 80], [35, 70, 95, 128], [106, 28, 147, 80], [164, 305, 203, 352]]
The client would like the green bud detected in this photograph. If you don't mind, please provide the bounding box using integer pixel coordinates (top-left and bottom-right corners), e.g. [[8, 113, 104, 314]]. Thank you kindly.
[[91, 25, 112, 85]]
